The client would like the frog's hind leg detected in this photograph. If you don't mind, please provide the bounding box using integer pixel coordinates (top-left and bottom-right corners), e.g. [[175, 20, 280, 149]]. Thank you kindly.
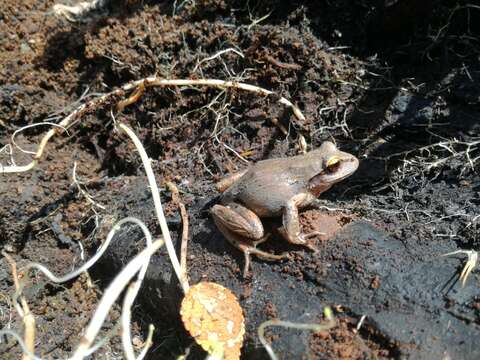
[[215, 169, 248, 193], [211, 203, 265, 240], [211, 203, 287, 277]]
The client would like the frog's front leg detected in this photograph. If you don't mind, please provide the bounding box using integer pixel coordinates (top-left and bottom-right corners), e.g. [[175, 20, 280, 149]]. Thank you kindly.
[[211, 203, 287, 277], [279, 194, 322, 252]]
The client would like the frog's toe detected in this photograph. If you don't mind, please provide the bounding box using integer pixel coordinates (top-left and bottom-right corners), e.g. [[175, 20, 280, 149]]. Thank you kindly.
[[248, 248, 289, 261], [303, 231, 326, 239], [278, 227, 320, 252], [302, 231, 324, 252], [303, 241, 319, 253]]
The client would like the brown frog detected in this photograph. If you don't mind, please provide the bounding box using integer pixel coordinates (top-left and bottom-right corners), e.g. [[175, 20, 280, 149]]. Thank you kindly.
[[211, 141, 359, 277]]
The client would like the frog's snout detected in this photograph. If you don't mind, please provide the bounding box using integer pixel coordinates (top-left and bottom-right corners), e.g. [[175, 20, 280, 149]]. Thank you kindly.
[[345, 156, 359, 174], [336, 156, 359, 181]]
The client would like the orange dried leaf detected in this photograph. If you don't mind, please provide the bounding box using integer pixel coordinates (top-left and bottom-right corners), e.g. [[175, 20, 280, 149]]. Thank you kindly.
[[180, 282, 245, 360]]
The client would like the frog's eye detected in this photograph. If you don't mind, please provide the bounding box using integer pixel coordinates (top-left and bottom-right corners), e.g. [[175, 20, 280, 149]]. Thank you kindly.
[[326, 156, 341, 172]]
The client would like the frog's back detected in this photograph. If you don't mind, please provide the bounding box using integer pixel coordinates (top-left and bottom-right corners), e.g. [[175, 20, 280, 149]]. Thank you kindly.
[[219, 142, 358, 218], [222, 157, 309, 217]]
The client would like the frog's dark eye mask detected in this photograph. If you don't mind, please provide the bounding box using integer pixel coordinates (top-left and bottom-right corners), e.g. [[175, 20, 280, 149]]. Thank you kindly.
[[310, 155, 359, 187]]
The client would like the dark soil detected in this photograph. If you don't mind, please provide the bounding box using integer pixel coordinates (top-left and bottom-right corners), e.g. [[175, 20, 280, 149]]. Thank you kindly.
[[1, 1, 479, 359]]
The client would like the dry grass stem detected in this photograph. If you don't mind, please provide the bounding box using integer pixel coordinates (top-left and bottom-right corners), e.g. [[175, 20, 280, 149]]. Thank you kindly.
[[143, 78, 306, 122], [193, 48, 244, 73], [3, 218, 157, 359], [1, 77, 306, 174], [72, 161, 106, 210], [355, 314, 367, 331], [0, 330, 40, 360], [166, 181, 190, 287], [2, 252, 36, 360], [115, 218, 154, 360], [21, 217, 147, 284], [442, 249, 478, 287], [121, 268, 155, 360], [72, 238, 164, 360], [0, 144, 15, 165], [258, 307, 336, 360], [11, 122, 69, 155], [269, 118, 289, 136], [135, 324, 155, 360], [116, 82, 146, 113], [117, 123, 188, 293]]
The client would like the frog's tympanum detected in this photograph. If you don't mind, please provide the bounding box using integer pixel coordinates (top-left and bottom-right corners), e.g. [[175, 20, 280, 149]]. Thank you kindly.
[[212, 141, 359, 277]]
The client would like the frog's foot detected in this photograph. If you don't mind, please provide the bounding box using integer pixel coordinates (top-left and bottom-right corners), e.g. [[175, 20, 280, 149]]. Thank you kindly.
[[215, 221, 288, 277], [302, 231, 325, 252], [242, 241, 289, 278], [278, 228, 320, 252]]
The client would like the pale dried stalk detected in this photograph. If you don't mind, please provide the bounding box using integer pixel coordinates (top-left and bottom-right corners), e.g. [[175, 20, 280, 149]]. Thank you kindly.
[[6, 217, 156, 360], [134, 324, 155, 360], [19, 217, 147, 284], [143, 78, 306, 122], [0, 77, 306, 174], [117, 123, 188, 293], [11, 122, 69, 155], [193, 48, 244, 72], [0, 330, 40, 360], [166, 181, 190, 286], [71, 239, 164, 360], [2, 252, 36, 360], [122, 280, 155, 360], [116, 219, 153, 360], [258, 307, 335, 360], [442, 249, 478, 287]]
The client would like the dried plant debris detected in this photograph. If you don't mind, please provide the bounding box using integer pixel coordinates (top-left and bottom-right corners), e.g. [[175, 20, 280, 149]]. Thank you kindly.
[[180, 282, 245, 360]]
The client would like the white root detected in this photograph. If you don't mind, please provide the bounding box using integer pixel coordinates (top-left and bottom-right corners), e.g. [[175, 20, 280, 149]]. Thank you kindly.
[[0, 77, 306, 174]]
